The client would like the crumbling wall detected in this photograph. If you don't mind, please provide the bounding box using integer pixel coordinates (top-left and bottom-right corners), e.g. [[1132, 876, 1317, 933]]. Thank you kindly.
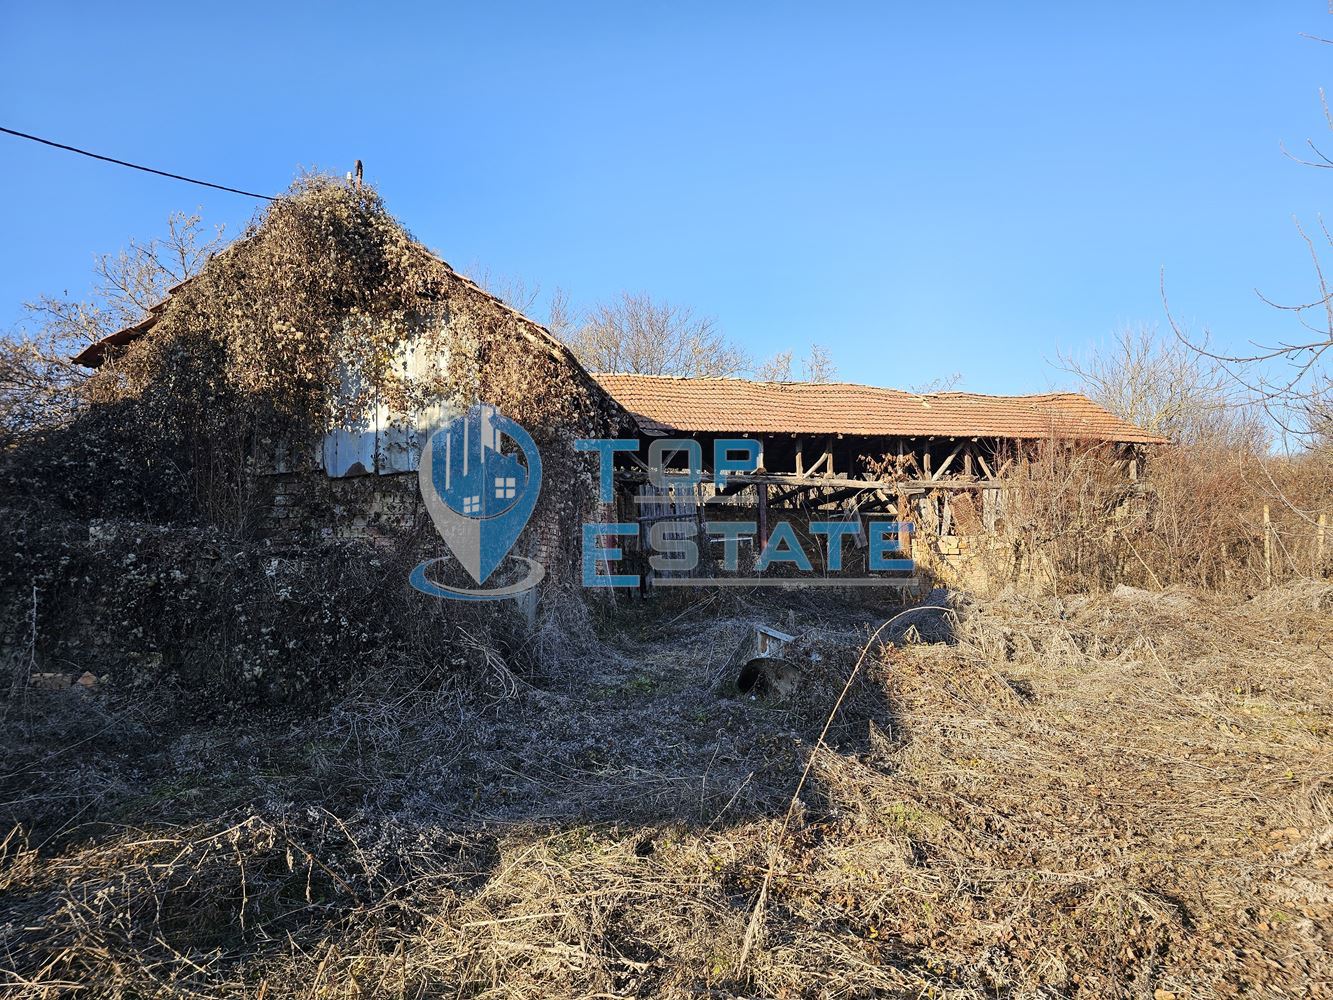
[[0, 512, 523, 711]]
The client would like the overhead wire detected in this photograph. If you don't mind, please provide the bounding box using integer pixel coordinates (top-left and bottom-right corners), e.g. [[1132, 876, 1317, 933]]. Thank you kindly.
[[0, 125, 276, 200]]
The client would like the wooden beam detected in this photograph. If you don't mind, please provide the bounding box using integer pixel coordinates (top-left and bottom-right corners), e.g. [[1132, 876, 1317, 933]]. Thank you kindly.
[[933, 441, 965, 480], [812, 486, 868, 508], [770, 482, 820, 506], [616, 470, 1007, 492], [804, 443, 832, 477], [758, 482, 769, 551]]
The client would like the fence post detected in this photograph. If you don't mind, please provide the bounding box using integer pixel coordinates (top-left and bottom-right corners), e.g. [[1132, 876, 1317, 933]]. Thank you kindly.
[[1318, 513, 1327, 574], [1263, 504, 1273, 588]]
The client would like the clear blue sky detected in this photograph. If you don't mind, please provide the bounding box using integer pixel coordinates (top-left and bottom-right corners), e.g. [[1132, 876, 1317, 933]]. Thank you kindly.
[[2, 2, 1330, 393]]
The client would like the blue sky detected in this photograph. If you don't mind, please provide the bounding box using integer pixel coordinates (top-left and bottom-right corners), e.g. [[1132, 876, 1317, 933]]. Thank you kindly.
[[2, 2, 1330, 393]]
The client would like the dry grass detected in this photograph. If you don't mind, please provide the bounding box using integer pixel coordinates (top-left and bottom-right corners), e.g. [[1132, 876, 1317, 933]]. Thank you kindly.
[[2, 583, 1331, 998]]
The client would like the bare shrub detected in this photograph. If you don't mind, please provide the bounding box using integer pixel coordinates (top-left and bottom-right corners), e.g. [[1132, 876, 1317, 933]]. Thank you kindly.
[[985, 440, 1136, 592], [981, 437, 1332, 594], [1041, 325, 1333, 592]]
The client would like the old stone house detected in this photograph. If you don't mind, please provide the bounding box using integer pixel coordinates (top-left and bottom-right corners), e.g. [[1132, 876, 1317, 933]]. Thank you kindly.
[[71, 204, 632, 582]]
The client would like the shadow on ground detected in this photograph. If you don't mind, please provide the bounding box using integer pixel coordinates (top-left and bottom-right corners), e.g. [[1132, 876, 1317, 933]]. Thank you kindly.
[[0, 582, 947, 994]]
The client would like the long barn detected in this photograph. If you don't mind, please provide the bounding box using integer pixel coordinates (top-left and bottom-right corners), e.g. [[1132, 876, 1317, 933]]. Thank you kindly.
[[593, 372, 1163, 502]]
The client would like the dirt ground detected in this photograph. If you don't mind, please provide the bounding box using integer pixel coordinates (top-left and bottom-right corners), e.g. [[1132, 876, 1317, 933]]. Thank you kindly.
[[2, 582, 1331, 998]]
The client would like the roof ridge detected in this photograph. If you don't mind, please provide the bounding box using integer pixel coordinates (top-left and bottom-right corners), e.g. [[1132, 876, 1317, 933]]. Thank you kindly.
[[594, 372, 1098, 402]]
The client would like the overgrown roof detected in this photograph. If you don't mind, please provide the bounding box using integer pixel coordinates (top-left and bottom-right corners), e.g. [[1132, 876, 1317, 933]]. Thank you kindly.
[[70, 183, 631, 438], [72, 250, 583, 377], [592, 373, 1167, 444]]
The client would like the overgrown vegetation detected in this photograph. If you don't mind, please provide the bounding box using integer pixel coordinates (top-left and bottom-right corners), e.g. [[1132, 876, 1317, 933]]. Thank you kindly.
[[2, 584, 1329, 997], [1, 176, 619, 541], [2, 172, 1331, 998], [961, 434, 1333, 594], [0, 513, 536, 710], [0, 178, 628, 713]]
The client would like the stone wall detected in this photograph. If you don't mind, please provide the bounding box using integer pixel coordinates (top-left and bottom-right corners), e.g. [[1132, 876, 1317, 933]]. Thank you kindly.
[[261, 468, 573, 583]]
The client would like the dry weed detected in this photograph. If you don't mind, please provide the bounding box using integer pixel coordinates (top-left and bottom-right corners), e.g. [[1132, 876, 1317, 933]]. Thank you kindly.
[[1, 584, 1330, 997]]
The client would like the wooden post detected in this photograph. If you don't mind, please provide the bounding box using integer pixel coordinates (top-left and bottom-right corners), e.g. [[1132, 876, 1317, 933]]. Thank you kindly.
[[757, 482, 769, 559], [795, 437, 805, 476], [1263, 504, 1273, 588]]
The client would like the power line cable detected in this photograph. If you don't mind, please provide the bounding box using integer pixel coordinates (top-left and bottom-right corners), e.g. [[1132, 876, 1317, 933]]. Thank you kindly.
[[0, 125, 276, 200]]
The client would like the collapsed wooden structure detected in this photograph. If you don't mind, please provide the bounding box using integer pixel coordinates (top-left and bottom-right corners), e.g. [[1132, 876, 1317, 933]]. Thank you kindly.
[[592, 374, 1165, 537]]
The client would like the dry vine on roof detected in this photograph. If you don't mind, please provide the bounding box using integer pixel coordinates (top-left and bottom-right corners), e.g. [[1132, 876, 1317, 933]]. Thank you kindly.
[[6, 175, 618, 543]]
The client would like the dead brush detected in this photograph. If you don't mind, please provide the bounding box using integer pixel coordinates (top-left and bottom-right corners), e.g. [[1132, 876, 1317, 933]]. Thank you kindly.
[[0, 813, 372, 995], [2, 585, 1330, 998], [858, 589, 1333, 994]]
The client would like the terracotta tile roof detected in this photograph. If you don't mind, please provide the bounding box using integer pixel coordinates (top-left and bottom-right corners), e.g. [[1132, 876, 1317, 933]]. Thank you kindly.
[[592, 373, 1167, 444]]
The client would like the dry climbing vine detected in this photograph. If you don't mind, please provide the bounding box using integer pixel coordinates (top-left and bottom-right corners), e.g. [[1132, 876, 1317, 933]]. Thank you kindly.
[[15, 174, 625, 564]]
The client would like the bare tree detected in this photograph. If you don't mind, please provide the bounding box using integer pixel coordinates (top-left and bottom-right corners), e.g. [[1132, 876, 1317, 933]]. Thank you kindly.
[[1056, 325, 1251, 445], [24, 211, 222, 352], [1167, 235, 1332, 446], [564, 292, 749, 377], [754, 344, 837, 382], [754, 350, 793, 381], [801, 343, 837, 382], [1, 211, 222, 440], [1167, 45, 1333, 447], [908, 372, 963, 394], [545, 286, 577, 342], [464, 266, 542, 317]]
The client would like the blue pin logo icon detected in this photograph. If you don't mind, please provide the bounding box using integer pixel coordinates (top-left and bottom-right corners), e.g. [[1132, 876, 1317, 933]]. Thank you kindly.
[[411, 403, 545, 599]]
